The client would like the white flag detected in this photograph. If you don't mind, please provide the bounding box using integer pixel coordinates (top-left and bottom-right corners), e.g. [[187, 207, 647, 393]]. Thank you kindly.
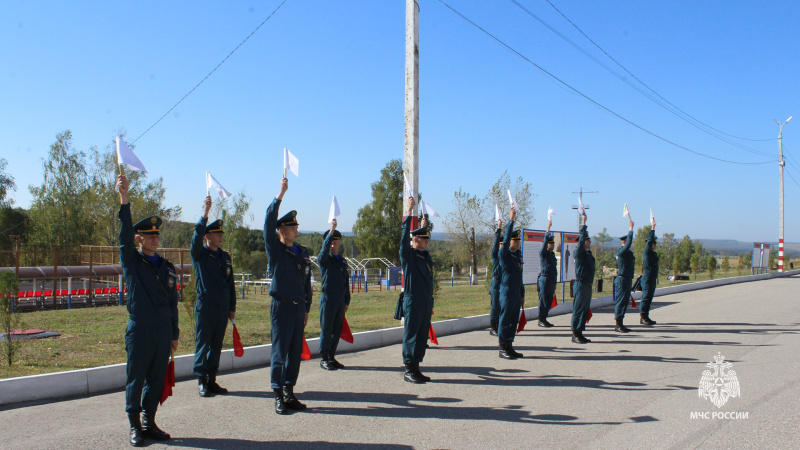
[[495, 203, 501, 222], [419, 199, 440, 218], [403, 172, 414, 199], [328, 195, 340, 223], [623, 203, 630, 218], [116, 137, 147, 173], [283, 148, 299, 177], [206, 172, 232, 199], [547, 205, 555, 221], [507, 190, 520, 212], [650, 207, 654, 224], [577, 197, 585, 215]]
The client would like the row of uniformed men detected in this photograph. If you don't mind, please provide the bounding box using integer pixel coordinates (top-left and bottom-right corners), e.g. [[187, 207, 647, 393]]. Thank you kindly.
[[115, 174, 352, 447], [488, 210, 661, 352]]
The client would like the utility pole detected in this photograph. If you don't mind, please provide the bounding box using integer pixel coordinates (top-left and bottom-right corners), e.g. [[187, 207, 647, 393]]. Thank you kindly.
[[775, 116, 792, 272], [571, 187, 598, 231], [404, 0, 419, 222]]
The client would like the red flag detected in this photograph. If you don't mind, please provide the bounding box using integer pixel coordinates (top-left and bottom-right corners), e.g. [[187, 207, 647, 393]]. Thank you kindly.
[[586, 309, 593, 323], [159, 353, 175, 405], [428, 324, 439, 345], [630, 296, 637, 308], [517, 309, 527, 332], [340, 316, 354, 344], [232, 321, 244, 357], [551, 295, 558, 309], [301, 336, 311, 360]]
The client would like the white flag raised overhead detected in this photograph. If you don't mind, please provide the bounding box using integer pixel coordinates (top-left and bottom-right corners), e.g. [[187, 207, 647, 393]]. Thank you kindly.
[[577, 197, 585, 215], [328, 195, 341, 223], [403, 172, 414, 199], [623, 203, 630, 218], [650, 207, 654, 224], [495, 203, 501, 222], [547, 205, 555, 221], [206, 172, 232, 199], [507, 190, 520, 212], [116, 137, 147, 173], [419, 199, 440, 218], [283, 148, 299, 177]]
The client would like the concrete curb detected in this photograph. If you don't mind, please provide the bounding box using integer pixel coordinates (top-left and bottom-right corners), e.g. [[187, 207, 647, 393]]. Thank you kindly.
[[2, 269, 797, 407]]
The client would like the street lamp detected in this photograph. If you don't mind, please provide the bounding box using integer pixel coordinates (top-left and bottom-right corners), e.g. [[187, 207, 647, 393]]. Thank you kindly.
[[775, 116, 792, 272]]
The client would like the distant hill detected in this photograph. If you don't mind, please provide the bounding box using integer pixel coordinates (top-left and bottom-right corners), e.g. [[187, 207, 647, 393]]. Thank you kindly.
[[698, 239, 800, 257]]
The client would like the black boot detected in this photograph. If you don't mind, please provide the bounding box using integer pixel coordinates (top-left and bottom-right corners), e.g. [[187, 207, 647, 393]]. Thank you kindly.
[[274, 388, 289, 415], [198, 375, 213, 397], [319, 354, 337, 371], [141, 411, 170, 441], [538, 317, 554, 328], [489, 324, 498, 336], [640, 313, 657, 326], [329, 354, 345, 369], [499, 343, 516, 360], [506, 342, 524, 358], [208, 374, 228, 394], [283, 386, 307, 411], [414, 364, 431, 382], [615, 318, 631, 333], [403, 363, 426, 383], [128, 413, 144, 447], [571, 331, 590, 344]]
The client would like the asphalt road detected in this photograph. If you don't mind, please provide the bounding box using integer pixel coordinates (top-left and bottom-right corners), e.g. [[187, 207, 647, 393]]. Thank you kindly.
[[1, 275, 798, 449]]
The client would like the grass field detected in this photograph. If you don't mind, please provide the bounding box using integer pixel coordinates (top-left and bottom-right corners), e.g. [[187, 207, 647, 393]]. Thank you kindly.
[[0, 265, 790, 380]]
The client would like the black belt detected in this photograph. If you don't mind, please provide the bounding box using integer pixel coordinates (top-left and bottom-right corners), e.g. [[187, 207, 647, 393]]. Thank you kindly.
[[272, 295, 299, 305]]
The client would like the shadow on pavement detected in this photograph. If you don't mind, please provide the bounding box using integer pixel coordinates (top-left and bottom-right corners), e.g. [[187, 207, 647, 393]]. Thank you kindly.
[[168, 438, 413, 449]]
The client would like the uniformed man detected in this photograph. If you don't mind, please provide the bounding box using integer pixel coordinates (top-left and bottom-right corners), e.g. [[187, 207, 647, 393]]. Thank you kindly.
[[399, 196, 434, 384], [614, 218, 635, 333], [116, 174, 179, 447], [264, 176, 313, 414], [498, 207, 525, 359], [191, 195, 236, 397], [571, 212, 594, 343], [488, 218, 503, 336], [537, 219, 557, 327], [318, 218, 350, 370], [640, 217, 658, 326]]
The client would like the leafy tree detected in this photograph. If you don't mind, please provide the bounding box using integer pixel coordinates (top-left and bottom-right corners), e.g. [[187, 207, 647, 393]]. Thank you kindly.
[[769, 248, 777, 269], [593, 227, 613, 254], [737, 253, 743, 275], [0, 208, 29, 252], [722, 256, 730, 274], [690, 253, 699, 279], [659, 232, 676, 273], [0, 158, 15, 208], [707, 255, 717, 279], [442, 187, 485, 270], [0, 270, 21, 367], [633, 225, 652, 269], [675, 235, 694, 273], [352, 159, 404, 263], [482, 171, 535, 230], [742, 251, 752, 268]]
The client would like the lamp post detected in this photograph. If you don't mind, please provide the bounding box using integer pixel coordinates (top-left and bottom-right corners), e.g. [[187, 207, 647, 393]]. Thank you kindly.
[[775, 116, 792, 272]]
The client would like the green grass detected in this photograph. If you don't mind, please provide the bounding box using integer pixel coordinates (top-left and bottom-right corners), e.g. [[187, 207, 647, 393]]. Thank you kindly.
[[0, 266, 787, 380]]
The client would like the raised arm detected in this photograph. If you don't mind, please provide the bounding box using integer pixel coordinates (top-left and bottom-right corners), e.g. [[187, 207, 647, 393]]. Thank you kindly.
[[491, 219, 502, 261], [191, 196, 212, 260], [117, 174, 136, 266], [400, 197, 415, 264], [319, 219, 336, 264], [264, 177, 288, 254], [541, 219, 552, 255], [619, 219, 634, 255]]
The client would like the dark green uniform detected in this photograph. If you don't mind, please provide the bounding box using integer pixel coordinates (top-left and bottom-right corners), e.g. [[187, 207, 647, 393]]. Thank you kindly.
[[191, 218, 236, 379], [537, 232, 557, 320], [318, 231, 350, 358], [571, 225, 594, 332], [399, 216, 434, 364], [264, 199, 313, 390], [119, 204, 179, 416], [489, 227, 502, 330], [614, 231, 634, 320], [498, 220, 525, 344], [641, 230, 659, 314]]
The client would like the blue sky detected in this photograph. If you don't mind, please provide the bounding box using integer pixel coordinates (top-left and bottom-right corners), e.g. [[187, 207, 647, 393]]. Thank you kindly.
[[2, 0, 798, 243]]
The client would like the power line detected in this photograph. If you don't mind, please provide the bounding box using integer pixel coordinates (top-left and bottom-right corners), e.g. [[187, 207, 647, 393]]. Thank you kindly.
[[132, 0, 290, 144], [434, 0, 774, 166], [540, 0, 775, 145], [784, 166, 800, 190]]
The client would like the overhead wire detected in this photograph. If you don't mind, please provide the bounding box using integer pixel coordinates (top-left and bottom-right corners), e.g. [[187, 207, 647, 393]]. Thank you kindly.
[[508, 0, 774, 157], [784, 166, 800, 190], [132, 0, 290, 144], [434, 0, 774, 165], [541, 0, 775, 144]]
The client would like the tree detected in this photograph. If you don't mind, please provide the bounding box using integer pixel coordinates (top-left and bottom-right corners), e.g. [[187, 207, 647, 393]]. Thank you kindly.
[[0, 270, 20, 367], [737, 253, 743, 275], [660, 233, 676, 273], [213, 191, 251, 270], [593, 228, 613, 254], [352, 159, 404, 263], [707, 255, 717, 279], [632, 225, 652, 268], [0, 158, 15, 208], [482, 171, 535, 230], [769, 248, 777, 269], [27, 131, 95, 252], [442, 187, 485, 270], [690, 253, 699, 280], [722, 256, 730, 274], [675, 235, 694, 273]]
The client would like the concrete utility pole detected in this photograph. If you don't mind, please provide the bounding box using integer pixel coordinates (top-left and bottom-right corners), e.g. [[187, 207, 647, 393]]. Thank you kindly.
[[404, 0, 420, 220], [775, 116, 792, 272], [571, 187, 598, 231]]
